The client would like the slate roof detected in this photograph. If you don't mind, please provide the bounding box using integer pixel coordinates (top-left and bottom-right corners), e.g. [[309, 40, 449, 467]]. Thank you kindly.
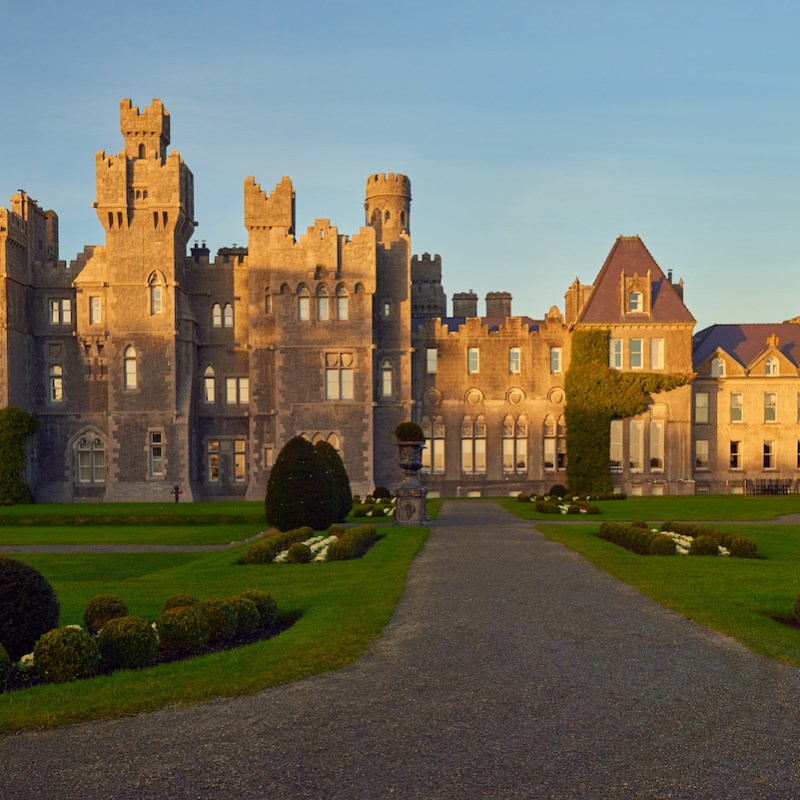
[[692, 323, 800, 370], [577, 236, 695, 325]]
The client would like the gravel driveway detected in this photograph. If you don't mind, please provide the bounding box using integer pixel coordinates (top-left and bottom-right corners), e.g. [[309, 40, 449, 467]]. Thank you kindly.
[[2, 500, 799, 799]]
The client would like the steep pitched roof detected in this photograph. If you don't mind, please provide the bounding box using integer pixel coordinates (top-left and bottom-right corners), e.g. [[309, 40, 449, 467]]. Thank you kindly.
[[577, 236, 695, 325], [692, 323, 800, 370]]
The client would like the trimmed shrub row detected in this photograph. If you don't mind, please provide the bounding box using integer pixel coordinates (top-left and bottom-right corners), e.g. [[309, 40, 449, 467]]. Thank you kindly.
[[242, 526, 315, 564], [534, 499, 600, 515], [598, 522, 675, 556], [327, 525, 379, 561], [660, 521, 758, 558]]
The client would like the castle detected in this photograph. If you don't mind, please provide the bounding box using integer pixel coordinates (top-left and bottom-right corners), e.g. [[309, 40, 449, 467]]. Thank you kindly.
[[1, 99, 798, 502]]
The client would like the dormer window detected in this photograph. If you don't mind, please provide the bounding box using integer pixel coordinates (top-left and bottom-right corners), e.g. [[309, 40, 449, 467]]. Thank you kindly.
[[711, 357, 725, 377], [766, 356, 779, 376], [629, 291, 643, 312]]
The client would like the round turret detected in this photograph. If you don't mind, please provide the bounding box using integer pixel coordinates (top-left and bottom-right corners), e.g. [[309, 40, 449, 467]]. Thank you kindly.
[[365, 173, 411, 244]]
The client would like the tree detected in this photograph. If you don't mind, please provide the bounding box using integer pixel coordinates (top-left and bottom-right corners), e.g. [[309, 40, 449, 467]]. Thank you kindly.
[[265, 437, 336, 531], [0, 406, 39, 504], [314, 440, 353, 522], [565, 330, 690, 496]]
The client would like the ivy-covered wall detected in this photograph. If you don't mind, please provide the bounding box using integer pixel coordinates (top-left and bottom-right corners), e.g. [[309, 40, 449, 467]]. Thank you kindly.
[[564, 330, 691, 496], [0, 406, 39, 504]]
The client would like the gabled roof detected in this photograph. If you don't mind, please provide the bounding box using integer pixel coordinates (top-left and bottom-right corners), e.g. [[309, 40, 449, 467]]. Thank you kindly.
[[577, 236, 695, 325], [692, 324, 800, 370]]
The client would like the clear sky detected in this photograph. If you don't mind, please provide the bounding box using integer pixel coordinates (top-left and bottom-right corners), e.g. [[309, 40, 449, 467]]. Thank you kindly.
[[2, 0, 798, 332]]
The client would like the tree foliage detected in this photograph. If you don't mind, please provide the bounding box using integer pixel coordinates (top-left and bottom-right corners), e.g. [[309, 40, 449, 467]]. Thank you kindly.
[[0, 406, 39, 504], [314, 441, 353, 522], [265, 436, 336, 531], [565, 329, 691, 496]]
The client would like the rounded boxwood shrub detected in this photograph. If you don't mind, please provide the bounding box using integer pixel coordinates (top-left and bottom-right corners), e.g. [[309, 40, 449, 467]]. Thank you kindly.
[[689, 535, 719, 556], [372, 485, 391, 499], [794, 593, 800, 625], [162, 594, 200, 612], [394, 421, 425, 442], [287, 542, 312, 564], [517, 493, 530, 503], [34, 626, 100, 684], [548, 484, 568, 498], [199, 599, 238, 644], [629, 520, 649, 530], [0, 557, 61, 661], [83, 594, 128, 634], [156, 606, 210, 657], [227, 596, 260, 636], [97, 615, 157, 670], [729, 536, 758, 559], [240, 590, 277, 628], [0, 643, 10, 689], [649, 534, 676, 556]]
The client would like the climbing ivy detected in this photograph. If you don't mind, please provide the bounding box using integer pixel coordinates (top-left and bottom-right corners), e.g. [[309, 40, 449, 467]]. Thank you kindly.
[[564, 330, 691, 496], [0, 406, 39, 504]]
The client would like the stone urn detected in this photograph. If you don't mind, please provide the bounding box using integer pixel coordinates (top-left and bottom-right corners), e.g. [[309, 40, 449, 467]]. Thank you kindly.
[[393, 422, 427, 525]]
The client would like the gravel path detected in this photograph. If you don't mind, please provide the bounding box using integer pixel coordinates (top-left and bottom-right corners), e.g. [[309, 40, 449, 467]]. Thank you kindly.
[[2, 500, 799, 799]]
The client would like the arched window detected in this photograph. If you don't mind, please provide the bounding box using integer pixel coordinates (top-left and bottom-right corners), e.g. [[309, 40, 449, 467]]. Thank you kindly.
[[223, 303, 234, 328], [327, 432, 340, 451], [400, 210, 406, 227], [766, 356, 779, 376], [204, 366, 215, 403], [385, 210, 391, 222], [212, 303, 222, 328], [461, 415, 486, 475], [138, 143, 146, 159], [77, 436, 105, 484], [124, 346, 137, 390], [422, 416, 446, 475], [711, 357, 725, 377], [543, 415, 556, 471], [312, 433, 324, 444], [298, 286, 310, 321], [502, 415, 528, 474], [149, 274, 163, 315], [49, 365, 63, 402], [381, 359, 393, 398], [336, 285, 349, 320], [317, 286, 330, 321], [557, 415, 567, 470]]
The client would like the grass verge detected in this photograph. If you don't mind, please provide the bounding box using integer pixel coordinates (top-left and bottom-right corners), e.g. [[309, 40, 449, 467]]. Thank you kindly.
[[0, 524, 428, 733], [534, 521, 800, 667]]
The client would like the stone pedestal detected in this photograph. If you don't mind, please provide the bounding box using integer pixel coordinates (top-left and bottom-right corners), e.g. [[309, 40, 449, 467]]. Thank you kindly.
[[394, 441, 428, 525]]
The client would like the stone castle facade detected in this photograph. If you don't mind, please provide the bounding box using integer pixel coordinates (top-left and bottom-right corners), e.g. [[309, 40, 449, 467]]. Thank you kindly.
[[1, 99, 798, 502]]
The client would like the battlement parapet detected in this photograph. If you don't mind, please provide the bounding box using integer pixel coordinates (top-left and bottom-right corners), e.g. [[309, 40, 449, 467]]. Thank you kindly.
[[120, 98, 170, 144], [245, 176, 295, 233], [365, 172, 411, 198]]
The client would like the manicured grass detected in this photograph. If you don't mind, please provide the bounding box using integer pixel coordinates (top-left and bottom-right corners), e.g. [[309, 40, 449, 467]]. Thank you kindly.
[[498, 493, 800, 522], [533, 521, 800, 667], [0, 525, 428, 732]]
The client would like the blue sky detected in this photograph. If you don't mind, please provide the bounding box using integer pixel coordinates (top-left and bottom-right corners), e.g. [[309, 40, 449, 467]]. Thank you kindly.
[[2, 0, 798, 331]]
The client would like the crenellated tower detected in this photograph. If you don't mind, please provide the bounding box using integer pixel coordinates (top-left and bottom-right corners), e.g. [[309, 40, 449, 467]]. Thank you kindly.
[[364, 173, 411, 244]]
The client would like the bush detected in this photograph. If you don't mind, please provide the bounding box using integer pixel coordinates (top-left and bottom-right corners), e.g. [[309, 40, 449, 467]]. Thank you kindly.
[[566, 504, 581, 514], [794, 593, 800, 625], [649, 534, 676, 556], [548, 484, 568, 498], [287, 542, 312, 563], [243, 526, 315, 564], [351, 494, 361, 505], [34, 626, 100, 684], [316, 441, 353, 522], [227, 596, 260, 636], [394, 421, 425, 442], [265, 436, 336, 531], [630, 520, 649, 530], [0, 406, 39, 505], [689, 535, 719, 556], [199, 599, 238, 644], [239, 590, 278, 628], [372, 485, 391, 499], [156, 606, 210, 657], [516, 493, 530, 503], [0, 557, 61, 661], [0, 643, 10, 689], [162, 594, 200, 612], [728, 537, 758, 559], [329, 526, 345, 538], [326, 524, 379, 561], [83, 594, 128, 634], [97, 616, 158, 670], [535, 500, 561, 514]]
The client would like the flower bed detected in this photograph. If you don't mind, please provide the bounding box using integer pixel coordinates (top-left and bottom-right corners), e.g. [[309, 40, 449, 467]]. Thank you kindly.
[[597, 521, 758, 557]]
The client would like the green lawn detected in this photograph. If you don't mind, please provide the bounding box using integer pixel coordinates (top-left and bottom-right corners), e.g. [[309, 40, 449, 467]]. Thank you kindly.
[[498, 493, 800, 522], [0, 524, 428, 733], [532, 520, 800, 667]]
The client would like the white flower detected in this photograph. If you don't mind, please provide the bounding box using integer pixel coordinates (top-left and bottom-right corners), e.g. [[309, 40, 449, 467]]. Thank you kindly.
[[17, 653, 35, 670]]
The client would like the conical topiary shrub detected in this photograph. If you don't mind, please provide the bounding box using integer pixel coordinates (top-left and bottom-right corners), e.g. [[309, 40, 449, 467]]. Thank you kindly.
[[265, 436, 336, 531], [314, 440, 353, 522]]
